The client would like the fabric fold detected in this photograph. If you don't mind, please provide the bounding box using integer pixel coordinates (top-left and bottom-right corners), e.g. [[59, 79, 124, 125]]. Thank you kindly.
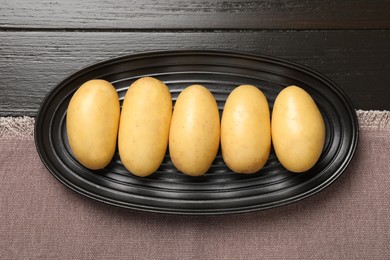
[[1, 110, 389, 139]]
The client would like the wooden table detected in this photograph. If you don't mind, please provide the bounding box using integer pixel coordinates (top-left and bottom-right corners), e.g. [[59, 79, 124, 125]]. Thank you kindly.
[[1, 0, 390, 117], [1, 2, 390, 259]]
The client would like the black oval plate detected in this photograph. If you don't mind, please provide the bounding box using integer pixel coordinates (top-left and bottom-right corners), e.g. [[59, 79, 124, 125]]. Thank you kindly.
[[35, 50, 358, 215]]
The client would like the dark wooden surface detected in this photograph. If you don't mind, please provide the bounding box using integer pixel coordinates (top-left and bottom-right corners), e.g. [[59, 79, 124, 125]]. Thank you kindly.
[[1, 0, 390, 29], [1, 1, 390, 116]]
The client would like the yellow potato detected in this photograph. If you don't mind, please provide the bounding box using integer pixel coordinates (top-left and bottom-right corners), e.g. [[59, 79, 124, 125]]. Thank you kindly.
[[118, 77, 172, 177], [169, 85, 220, 176], [271, 85, 325, 173], [66, 79, 120, 170], [221, 85, 271, 173]]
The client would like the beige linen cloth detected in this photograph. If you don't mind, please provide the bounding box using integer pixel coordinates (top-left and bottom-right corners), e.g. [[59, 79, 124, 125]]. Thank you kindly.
[[0, 110, 389, 259]]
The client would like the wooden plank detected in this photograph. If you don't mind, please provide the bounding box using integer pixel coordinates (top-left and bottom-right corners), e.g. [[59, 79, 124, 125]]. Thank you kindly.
[[1, 0, 389, 30], [1, 30, 389, 116]]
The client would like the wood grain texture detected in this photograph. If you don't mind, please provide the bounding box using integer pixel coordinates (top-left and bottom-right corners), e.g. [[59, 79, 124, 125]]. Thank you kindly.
[[1, 0, 389, 29], [1, 30, 389, 116]]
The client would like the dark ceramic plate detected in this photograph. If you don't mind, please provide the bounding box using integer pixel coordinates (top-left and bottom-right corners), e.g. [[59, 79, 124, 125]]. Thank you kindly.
[[35, 50, 358, 215]]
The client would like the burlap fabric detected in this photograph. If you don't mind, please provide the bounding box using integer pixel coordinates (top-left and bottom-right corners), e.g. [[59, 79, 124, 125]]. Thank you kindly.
[[0, 111, 389, 259]]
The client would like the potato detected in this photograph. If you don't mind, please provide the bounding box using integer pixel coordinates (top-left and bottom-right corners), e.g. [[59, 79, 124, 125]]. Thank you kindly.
[[271, 85, 325, 173], [221, 85, 271, 173], [169, 85, 220, 176], [118, 77, 172, 177], [66, 79, 120, 170]]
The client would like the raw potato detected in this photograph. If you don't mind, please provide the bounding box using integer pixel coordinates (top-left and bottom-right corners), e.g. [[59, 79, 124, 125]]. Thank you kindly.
[[118, 77, 172, 177], [66, 79, 120, 170], [221, 85, 271, 173], [169, 85, 220, 176], [272, 85, 325, 173]]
